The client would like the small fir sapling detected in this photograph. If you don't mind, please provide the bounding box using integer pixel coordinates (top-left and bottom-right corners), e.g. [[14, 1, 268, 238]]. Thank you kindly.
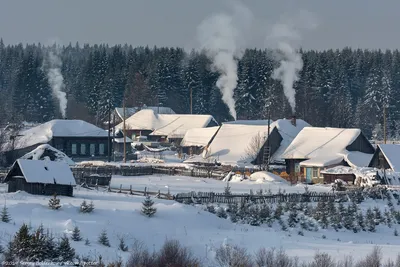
[[71, 226, 82, 241], [1, 205, 11, 223], [141, 195, 157, 217], [98, 230, 110, 247], [118, 237, 128, 252], [48, 193, 61, 210]]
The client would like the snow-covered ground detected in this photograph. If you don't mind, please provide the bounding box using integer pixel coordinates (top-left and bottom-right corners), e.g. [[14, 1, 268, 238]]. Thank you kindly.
[[109, 174, 329, 195], [0, 183, 400, 265]]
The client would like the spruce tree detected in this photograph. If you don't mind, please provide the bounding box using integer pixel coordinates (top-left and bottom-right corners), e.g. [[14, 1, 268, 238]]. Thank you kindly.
[[287, 209, 299, 228], [118, 237, 128, 252], [12, 223, 32, 260], [224, 182, 231, 195], [1, 205, 11, 223], [98, 230, 110, 247], [259, 204, 271, 224], [48, 193, 61, 210], [80, 200, 89, 213], [227, 203, 239, 223], [87, 201, 95, 212], [141, 196, 157, 217], [71, 226, 82, 241], [395, 229, 399, 236], [216, 206, 228, 219], [356, 212, 366, 231], [366, 208, 376, 232], [274, 203, 283, 220], [85, 238, 90, 246], [57, 234, 75, 262]]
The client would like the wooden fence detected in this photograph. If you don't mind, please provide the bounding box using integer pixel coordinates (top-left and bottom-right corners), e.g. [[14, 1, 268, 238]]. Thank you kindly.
[[174, 191, 350, 204]]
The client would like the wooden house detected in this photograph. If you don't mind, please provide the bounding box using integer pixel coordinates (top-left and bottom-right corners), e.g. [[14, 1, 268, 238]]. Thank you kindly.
[[180, 126, 220, 155], [5, 120, 110, 164], [184, 117, 309, 167], [115, 109, 218, 144], [368, 144, 400, 172], [113, 106, 176, 124], [282, 127, 375, 184], [4, 159, 76, 196]]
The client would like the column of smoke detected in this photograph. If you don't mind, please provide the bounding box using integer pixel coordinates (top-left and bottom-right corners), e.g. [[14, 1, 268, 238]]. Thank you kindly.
[[45, 48, 67, 119], [197, 2, 253, 120], [269, 10, 317, 114]]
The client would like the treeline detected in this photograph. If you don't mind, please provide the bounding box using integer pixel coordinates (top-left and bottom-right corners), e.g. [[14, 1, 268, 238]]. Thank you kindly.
[[0, 39, 399, 138]]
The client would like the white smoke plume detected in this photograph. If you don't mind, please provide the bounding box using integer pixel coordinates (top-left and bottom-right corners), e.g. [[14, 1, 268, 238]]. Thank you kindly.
[[44, 47, 67, 118], [268, 10, 317, 114], [197, 1, 253, 120]]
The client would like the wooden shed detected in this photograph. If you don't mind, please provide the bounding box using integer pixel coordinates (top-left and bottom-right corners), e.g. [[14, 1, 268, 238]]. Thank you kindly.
[[4, 159, 76, 196]]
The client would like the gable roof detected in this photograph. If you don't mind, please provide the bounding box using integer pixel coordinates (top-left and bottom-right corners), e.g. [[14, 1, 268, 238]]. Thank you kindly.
[[13, 120, 108, 150], [180, 126, 220, 147], [5, 159, 76, 185], [374, 144, 400, 172], [20, 144, 75, 166], [116, 109, 218, 138], [282, 127, 373, 167], [115, 106, 176, 120], [268, 119, 311, 163]]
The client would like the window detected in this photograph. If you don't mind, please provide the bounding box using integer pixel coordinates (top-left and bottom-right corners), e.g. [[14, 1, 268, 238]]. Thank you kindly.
[[99, 143, 105, 155], [80, 144, 86, 155], [71, 144, 77, 155], [312, 168, 319, 178], [90, 144, 95, 156], [56, 143, 63, 151]]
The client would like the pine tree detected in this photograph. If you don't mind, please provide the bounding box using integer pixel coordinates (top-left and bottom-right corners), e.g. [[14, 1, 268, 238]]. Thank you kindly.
[[98, 230, 110, 247], [259, 204, 271, 224], [1, 205, 11, 223], [118, 237, 128, 252], [216, 206, 228, 219], [287, 209, 299, 228], [12, 223, 32, 260], [357, 212, 366, 231], [48, 193, 61, 210], [395, 229, 399, 236], [227, 203, 239, 223], [141, 196, 157, 217], [343, 205, 355, 230], [366, 208, 376, 232], [274, 203, 283, 220], [85, 238, 90, 246], [71, 226, 82, 241], [373, 207, 383, 224], [57, 234, 75, 262], [224, 182, 231, 195], [80, 200, 95, 213], [207, 204, 216, 214], [248, 205, 261, 226]]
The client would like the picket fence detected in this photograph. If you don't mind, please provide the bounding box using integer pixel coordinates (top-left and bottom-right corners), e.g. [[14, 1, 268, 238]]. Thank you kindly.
[[174, 191, 351, 204]]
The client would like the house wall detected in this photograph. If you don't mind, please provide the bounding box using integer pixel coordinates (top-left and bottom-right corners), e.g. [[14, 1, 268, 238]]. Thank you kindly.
[[346, 133, 375, 154], [254, 127, 283, 165], [368, 147, 391, 170], [8, 178, 73, 196], [51, 137, 110, 159]]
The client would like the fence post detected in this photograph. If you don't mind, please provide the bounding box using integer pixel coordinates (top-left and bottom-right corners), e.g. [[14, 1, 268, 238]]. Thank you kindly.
[[130, 185, 133, 195], [144, 187, 147, 196], [119, 184, 122, 193]]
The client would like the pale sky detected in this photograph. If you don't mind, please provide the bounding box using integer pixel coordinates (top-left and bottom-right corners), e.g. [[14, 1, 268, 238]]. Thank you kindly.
[[1, 0, 400, 50]]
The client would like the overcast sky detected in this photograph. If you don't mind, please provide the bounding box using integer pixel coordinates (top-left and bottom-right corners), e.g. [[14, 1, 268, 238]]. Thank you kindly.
[[1, 0, 400, 50]]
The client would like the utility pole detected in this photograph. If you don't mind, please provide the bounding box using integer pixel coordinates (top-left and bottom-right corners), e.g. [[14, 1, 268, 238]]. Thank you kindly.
[[190, 87, 193, 114], [113, 112, 116, 162], [384, 105, 387, 144], [123, 98, 127, 163], [107, 100, 111, 162], [266, 102, 271, 172]]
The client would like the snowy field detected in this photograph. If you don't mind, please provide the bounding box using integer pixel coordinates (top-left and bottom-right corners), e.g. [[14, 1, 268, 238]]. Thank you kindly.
[[109, 174, 331, 195], [1, 182, 400, 265]]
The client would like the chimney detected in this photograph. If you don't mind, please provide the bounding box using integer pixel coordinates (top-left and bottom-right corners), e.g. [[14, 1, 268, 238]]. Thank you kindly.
[[290, 115, 296, 127]]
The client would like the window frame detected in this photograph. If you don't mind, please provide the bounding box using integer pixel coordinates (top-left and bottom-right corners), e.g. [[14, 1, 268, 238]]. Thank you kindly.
[[99, 143, 105, 155], [71, 144, 77, 155], [90, 144, 96, 156], [80, 143, 86, 155]]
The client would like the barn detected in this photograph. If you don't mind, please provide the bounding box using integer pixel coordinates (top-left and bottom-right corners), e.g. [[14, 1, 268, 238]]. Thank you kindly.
[[4, 159, 76, 196]]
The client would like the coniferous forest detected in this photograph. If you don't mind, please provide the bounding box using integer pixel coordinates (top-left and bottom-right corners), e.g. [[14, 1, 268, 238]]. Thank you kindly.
[[0, 39, 399, 139]]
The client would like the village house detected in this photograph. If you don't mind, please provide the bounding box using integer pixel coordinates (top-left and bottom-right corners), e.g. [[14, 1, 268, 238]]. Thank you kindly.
[[4, 159, 76, 196], [113, 106, 176, 124], [180, 126, 220, 155], [282, 127, 375, 184], [115, 109, 218, 145], [5, 119, 110, 164], [184, 117, 309, 168], [368, 144, 400, 172]]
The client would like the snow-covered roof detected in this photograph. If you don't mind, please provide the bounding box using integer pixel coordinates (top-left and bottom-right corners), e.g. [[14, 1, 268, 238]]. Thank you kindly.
[[188, 118, 308, 166], [180, 126, 220, 147], [20, 144, 75, 166], [113, 137, 133, 143], [116, 109, 217, 139], [6, 159, 76, 185], [376, 144, 400, 172], [13, 120, 108, 150], [223, 120, 272, 125], [282, 127, 373, 168], [268, 119, 310, 163], [115, 106, 175, 120]]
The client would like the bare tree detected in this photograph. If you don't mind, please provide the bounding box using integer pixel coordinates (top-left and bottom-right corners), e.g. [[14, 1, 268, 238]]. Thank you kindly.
[[245, 132, 266, 170]]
